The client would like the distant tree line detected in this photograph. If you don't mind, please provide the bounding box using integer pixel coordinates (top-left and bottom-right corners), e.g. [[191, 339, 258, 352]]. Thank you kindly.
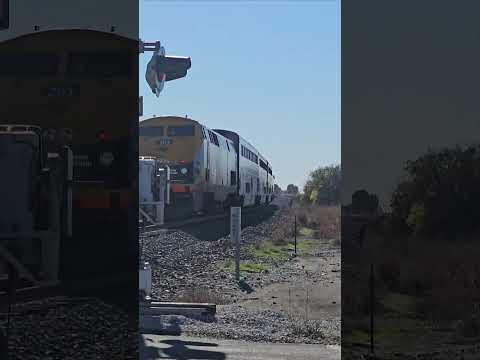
[[302, 164, 341, 205]]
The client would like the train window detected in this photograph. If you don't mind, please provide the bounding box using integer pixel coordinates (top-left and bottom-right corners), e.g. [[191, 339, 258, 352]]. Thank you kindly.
[[167, 125, 195, 136], [140, 126, 164, 137], [226, 140, 230, 151], [0, 53, 59, 77], [67, 51, 132, 78], [211, 133, 219, 146], [259, 159, 268, 171], [201, 127, 207, 139], [0, 0, 8, 29], [230, 171, 236, 186]]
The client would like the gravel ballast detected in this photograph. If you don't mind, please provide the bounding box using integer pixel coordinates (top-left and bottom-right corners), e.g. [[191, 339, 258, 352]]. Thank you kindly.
[[140, 209, 341, 345], [0, 297, 137, 359]]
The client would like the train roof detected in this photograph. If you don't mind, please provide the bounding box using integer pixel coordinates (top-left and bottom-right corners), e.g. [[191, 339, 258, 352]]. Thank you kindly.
[[0, 0, 138, 42], [140, 116, 201, 127], [214, 128, 272, 167], [140, 116, 233, 142]]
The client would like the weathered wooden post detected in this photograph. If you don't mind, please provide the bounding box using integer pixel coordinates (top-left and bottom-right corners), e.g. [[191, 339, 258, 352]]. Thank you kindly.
[[370, 263, 375, 355], [294, 215, 297, 255]]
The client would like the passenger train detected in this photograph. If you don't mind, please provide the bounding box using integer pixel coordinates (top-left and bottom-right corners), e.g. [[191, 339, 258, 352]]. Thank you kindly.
[[139, 116, 275, 213]]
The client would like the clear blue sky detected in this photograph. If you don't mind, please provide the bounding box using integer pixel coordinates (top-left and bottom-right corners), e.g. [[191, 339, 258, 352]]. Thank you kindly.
[[139, 0, 340, 190]]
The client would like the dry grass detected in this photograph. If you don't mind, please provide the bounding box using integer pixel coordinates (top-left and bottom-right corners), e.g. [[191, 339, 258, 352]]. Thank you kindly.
[[358, 222, 480, 323], [269, 204, 340, 245], [271, 212, 295, 246], [295, 205, 341, 240]]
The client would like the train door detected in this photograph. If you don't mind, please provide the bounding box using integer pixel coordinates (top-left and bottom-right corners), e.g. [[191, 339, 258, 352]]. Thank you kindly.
[[205, 127, 210, 187], [225, 140, 229, 191], [204, 127, 215, 212], [192, 127, 206, 212], [250, 177, 254, 205], [256, 177, 260, 206]]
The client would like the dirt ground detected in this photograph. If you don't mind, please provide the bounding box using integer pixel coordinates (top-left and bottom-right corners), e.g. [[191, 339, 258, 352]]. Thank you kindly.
[[238, 247, 340, 322]]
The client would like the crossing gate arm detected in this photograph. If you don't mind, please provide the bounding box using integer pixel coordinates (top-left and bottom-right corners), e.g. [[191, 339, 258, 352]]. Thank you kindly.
[[0, 243, 37, 284], [139, 201, 165, 226]]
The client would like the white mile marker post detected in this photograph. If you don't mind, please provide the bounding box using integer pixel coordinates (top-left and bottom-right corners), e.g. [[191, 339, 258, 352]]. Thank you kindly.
[[230, 206, 241, 282]]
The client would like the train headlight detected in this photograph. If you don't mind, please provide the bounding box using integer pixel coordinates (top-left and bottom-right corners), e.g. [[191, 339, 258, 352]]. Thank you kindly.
[[180, 167, 188, 175], [99, 152, 114, 166]]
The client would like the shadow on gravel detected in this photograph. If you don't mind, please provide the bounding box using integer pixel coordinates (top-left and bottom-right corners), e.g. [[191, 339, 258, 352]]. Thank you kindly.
[[239, 279, 254, 294], [179, 205, 279, 241], [141, 338, 226, 360]]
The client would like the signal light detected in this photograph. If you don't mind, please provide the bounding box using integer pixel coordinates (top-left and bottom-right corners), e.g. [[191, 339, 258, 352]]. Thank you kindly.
[[155, 56, 191, 82], [97, 131, 107, 142]]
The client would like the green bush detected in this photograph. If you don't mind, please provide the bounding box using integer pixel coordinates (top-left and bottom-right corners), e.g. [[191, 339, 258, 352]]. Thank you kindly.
[[406, 202, 426, 235], [303, 164, 341, 206], [391, 145, 480, 239]]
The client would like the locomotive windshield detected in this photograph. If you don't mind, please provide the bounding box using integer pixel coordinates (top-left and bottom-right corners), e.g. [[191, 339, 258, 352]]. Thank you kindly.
[[0, 53, 59, 77], [140, 126, 164, 137], [66, 51, 132, 78], [167, 125, 195, 137]]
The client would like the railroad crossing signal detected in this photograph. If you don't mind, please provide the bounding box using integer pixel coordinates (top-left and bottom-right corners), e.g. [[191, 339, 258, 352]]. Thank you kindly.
[[145, 43, 165, 97], [141, 40, 191, 97]]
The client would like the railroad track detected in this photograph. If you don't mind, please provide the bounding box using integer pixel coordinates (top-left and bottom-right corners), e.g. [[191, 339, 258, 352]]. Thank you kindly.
[[0, 271, 137, 311], [140, 205, 271, 235], [1, 205, 279, 309]]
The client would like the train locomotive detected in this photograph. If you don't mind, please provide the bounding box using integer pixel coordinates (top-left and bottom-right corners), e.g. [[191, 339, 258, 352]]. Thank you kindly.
[[0, 0, 139, 283], [139, 116, 275, 214]]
